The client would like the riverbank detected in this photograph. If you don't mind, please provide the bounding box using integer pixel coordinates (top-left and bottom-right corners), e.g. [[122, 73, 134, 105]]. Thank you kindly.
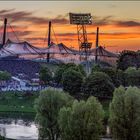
[[0, 91, 111, 117]]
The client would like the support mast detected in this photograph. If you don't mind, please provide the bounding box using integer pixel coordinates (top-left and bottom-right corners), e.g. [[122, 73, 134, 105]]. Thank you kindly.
[[2, 18, 7, 46], [95, 27, 99, 63], [47, 21, 51, 63]]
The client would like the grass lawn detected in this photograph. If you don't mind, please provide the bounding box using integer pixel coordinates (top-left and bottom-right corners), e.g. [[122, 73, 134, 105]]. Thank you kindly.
[[0, 91, 111, 121], [0, 91, 39, 113]]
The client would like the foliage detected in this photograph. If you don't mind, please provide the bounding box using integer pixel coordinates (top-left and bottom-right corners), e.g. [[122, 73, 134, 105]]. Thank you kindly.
[[35, 89, 73, 140], [117, 50, 140, 70], [54, 63, 86, 85], [102, 67, 125, 87], [109, 86, 140, 140], [91, 64, 102, 72], [62, 69, 84, 95], [0, 71, 11, 81], [124, 67, 140, 86], [54, 67, 65, 85], [116, 69, 126, 86], [91, 65, 125, 87], [83, 72, 114, 97], [39, 66, 52, 85], [59, 96, 104, 140]]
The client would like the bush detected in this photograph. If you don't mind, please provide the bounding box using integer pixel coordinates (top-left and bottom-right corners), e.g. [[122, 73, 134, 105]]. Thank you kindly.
[[59, 96, 104, 140], [109, 86, 140, 140]]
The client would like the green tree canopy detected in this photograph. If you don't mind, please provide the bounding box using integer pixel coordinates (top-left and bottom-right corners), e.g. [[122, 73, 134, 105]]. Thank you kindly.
[[54, 63, 86, 85], [0, 71, 11, 81], [83, 72, 115, 97], [101, 67, 124, 87], [125, 67, 140, 86], [91, 64, 102, 72], [62, 69, 84, 95], [59, 96, 104, 140], [35, 89, 73, 140], [117, 50, 140, 70], [109, 86, 140, 140], [92, 65, 125, 87], [39, 66, 52, 85], [54, 67, 65, 85]]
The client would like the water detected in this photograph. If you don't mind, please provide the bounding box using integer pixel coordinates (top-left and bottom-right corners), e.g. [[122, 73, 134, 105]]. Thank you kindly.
[[0, 114, 38, 140]]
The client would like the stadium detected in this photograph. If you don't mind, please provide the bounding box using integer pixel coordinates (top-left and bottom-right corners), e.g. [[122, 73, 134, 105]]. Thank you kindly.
[[0, 16, 118, 91]]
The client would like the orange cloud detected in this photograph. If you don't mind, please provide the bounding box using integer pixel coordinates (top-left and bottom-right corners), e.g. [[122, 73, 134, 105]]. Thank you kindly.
[[0, 9, 139, 52]]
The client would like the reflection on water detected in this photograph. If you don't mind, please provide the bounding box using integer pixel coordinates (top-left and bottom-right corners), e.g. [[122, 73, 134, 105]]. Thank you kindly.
[[0, 114, 38, 140]]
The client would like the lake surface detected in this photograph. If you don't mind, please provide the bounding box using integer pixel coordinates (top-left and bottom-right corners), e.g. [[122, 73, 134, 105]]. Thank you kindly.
[[0, 114, 38, 140], [0, 114, 111, 140]]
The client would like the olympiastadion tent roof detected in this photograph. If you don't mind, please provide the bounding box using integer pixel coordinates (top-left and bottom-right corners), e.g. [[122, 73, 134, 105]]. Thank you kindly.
[[0, 39, 118, 58]]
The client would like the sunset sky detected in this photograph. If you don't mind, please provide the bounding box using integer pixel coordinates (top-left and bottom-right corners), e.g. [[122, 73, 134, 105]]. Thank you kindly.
[[0, 1, 139, 52]]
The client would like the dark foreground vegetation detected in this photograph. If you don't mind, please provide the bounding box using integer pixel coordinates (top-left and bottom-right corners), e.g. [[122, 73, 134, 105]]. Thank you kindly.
[[35, 87, 140, 140], [0, 50, 140, 139], [35, 51, 140, 140]]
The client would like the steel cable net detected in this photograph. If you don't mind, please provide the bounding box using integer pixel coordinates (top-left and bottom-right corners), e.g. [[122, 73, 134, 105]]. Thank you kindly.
[[0, 20, 118, 64]]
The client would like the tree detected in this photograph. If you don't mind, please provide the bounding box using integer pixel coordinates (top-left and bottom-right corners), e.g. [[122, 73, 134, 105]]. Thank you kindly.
[[91, 64, 102, 73], [117, 50, 140, 70], [39, 67, 52, 85], [101, 67, 124, 87], [116, 69, 126, 86], [35, 89, 73, 140], [109, 86, 140, 140], [58, 96, 104, 140], [54, 67, 65, 85], [62, 69, 84, 95], [0, 71, 11, 81], [125, 67, 140, 86], [54, 63, 86, 85], [83, 72, 114, 97]]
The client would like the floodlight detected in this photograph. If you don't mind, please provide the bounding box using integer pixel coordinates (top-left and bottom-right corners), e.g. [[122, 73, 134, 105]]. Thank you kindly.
[[69, 13, 92, 25], [81, 42, 92, 48]]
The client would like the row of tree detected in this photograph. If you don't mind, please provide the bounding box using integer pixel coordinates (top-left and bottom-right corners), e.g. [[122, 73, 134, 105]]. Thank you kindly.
[[35, 86, 140, 140], [39, 63, 140, 98]]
